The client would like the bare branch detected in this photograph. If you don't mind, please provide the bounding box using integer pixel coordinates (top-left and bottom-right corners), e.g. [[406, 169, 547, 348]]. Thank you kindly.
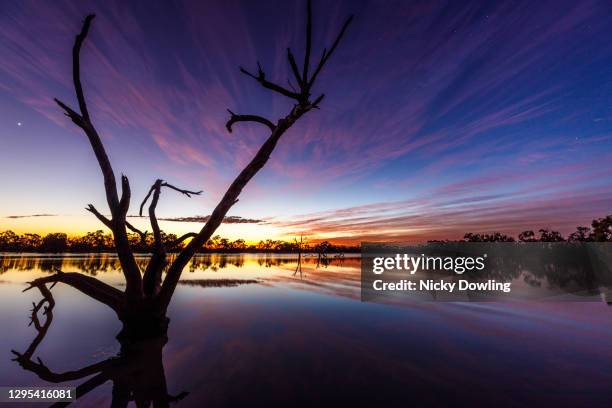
[[141, 180, 171, 295], [139, 178, 204, 294], [56, 14, 142, 297], [160, 182, 202, 198], [59, 13, 120, 212], [170, 232, 198, 247], [148, 180, 163, 250], [226, 109, 276, 133], [303, 0, 313, 83], [139, 179, 202, 249], [24, 269, 123, 314], [54, 98, 83, 126], [160, 3, 354, 310], [140, 181, 202, 216], [139, 185, 156, 217], [311, 93, 325, 109], [125, 220, 147, 242], [72, 14, 95, 121], [287, 48, 303, 87], [118, 174, 131, 218], [160, 124, 288, 309], [85, 204, 112, 229], [308, 15, 354, 89], [239, 64, 301, 100]]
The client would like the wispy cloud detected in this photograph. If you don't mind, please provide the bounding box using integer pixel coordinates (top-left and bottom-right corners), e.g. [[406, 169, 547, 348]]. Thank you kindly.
[[269, 176, 612, 243], [5, 214, 57, 219], [128, 215, 263, 224]]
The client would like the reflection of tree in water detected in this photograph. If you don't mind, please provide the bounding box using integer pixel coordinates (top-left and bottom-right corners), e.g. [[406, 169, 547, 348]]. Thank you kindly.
[[12, 285, 188, 407], [187, 254, 246, 271], [1, 253, 351, 278], [0, 254, 144, 277], [0, 256, 49, 273]]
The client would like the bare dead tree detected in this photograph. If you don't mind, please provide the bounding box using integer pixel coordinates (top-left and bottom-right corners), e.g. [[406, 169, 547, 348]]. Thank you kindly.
[[24, 0, 353, 338]]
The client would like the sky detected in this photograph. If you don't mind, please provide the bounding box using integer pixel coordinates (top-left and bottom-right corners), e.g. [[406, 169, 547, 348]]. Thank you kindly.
[[1, 0, 612, 244]]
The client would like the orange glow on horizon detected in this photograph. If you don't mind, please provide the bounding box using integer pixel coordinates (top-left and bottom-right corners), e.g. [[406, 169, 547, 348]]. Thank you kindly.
[[0, 214, 361, 245]]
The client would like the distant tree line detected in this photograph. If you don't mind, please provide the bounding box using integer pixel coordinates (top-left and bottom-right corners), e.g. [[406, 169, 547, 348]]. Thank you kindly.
[[0, 230, 359, 254], [2, 214, 610, 252], [461, 214, 612, 242]]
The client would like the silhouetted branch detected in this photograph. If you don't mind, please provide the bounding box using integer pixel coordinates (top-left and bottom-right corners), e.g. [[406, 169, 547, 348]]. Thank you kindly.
[[85, 204, 112, 229], [303, 0, 313, 83], [140, 179, 201, 296], [139, 179, 202, 250], [287, 48, 303, 87], [311, 93, 325, 108], [140, 180, 202, 216], [239, 63, 302, 100], [226, 109, 276, 133], [54, 98, 83, 126], [307, 14, 353, 90], [72, 14, 94, 120], [55, 14, 142, 297], [24, 269, 122, 313], [142, 181, 166, 295], [160, 1, 353, 310], [148, 180, 163, 249], [118, 174, 131, 218], [160, 182, 202, 198], [125, 220, 147, 242], [139, 185, 156, 217], [170, 232, 198, 247]]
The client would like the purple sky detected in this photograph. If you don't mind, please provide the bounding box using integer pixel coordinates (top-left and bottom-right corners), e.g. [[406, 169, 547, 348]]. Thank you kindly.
[[1, 0, 612, 243]]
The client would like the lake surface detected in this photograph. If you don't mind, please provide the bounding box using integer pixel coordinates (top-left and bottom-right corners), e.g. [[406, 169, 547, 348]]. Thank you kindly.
[[1, 253, 611, 407]]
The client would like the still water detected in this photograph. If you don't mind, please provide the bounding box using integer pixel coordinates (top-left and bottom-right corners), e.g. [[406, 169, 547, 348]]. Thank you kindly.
[[0, 253, 611, 407]]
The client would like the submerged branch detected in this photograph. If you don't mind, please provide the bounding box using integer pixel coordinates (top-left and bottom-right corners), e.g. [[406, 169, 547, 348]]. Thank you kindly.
[[23, 269, 122, 314]]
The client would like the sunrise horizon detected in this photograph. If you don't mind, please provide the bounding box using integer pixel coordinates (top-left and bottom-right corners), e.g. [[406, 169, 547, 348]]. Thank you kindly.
[[2, 1, 612, 247]]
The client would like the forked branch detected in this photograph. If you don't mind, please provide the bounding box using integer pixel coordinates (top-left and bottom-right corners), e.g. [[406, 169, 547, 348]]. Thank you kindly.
[[139, 181, 202, 217], [54, 14, 142, 298], [239, 62, 302, 100], [238, 0, 353, 105], [138, 180, 200, 296], [160, 0, 353, 310], [138, 179, 202, 250]]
